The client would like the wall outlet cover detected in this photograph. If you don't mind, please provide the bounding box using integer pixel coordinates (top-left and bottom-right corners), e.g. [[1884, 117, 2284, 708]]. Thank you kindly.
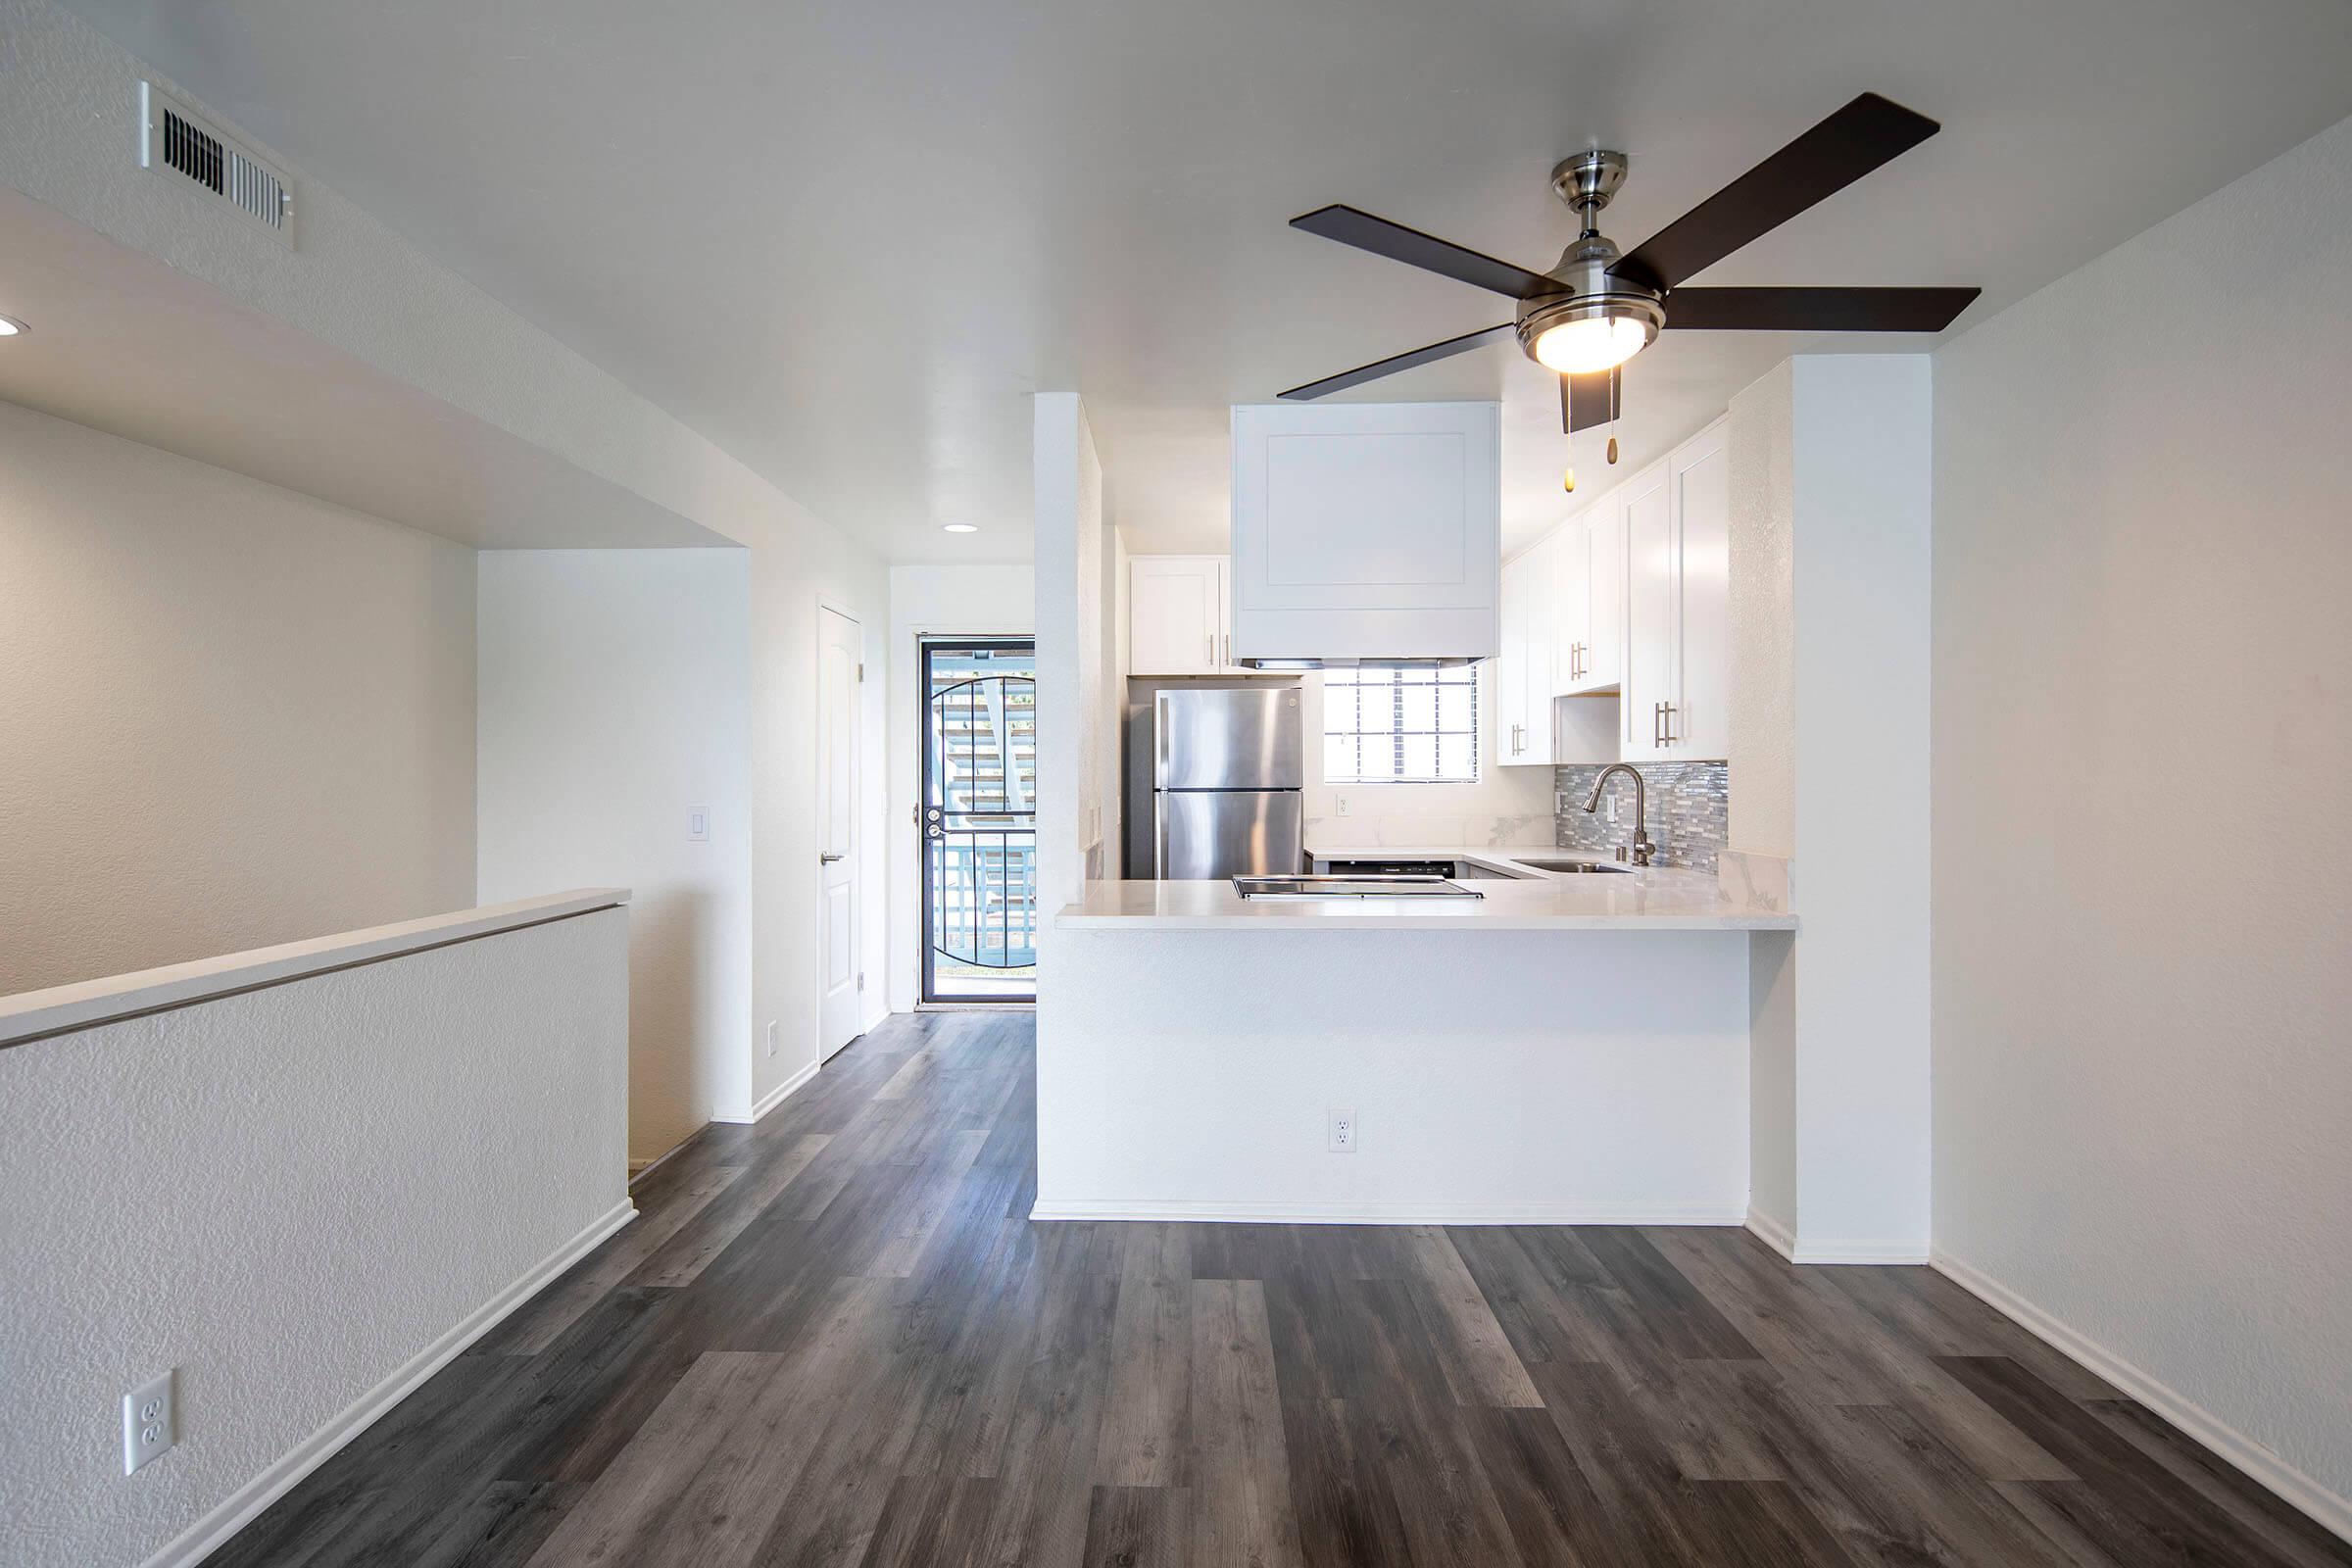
[[687, 806, 710, 843], [1328, 1107, 1358, 1153], [122, 1369, 174, 1475], [764, 1020, 779, 1058]]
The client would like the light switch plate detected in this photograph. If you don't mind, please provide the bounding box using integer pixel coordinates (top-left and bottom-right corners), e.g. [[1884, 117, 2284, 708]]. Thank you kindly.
[[687, 806, 710, 843]]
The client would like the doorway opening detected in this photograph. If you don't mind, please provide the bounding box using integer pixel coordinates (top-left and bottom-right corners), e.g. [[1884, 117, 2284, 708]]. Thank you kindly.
[[920, 638, 1037, 1004]]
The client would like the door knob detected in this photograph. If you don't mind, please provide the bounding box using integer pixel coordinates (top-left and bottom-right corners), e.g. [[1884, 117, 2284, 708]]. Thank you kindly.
[[820, 851, 846, 863]]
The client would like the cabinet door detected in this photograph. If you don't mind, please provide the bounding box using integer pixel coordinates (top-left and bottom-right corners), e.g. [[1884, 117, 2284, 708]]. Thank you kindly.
[[1668, 421, 1730, 757], [1576, 503, 1626, 693], [1619, 461, 1674, 760], [1230, 401, 1499, 663], [1550, 523, 1591, 696], [1130, 557, 1222, 675], [1495, 551, 1531, 763], [1520, 535, 1558, 762]]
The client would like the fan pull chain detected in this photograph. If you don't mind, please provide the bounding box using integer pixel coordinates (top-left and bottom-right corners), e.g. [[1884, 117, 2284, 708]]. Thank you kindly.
[[1606, 367, 1621, 466]]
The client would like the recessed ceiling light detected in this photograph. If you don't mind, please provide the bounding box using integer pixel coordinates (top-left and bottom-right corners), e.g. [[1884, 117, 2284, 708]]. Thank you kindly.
[[0, 316, 28, 337], [943, 523, 978, 533]]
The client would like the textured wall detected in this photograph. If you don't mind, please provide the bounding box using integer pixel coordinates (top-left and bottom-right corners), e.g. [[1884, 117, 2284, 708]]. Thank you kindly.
[[1934, 113, 2352, 1518], [1727, 364, 1795, 858], [0, 906, 628, 1568], [0, 402, 476, 995], [1553, 760, 1729, 870], [477, 551, 753, 1159]]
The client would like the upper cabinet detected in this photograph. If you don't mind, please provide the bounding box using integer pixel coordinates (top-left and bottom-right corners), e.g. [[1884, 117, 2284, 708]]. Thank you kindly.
[[1496, 413, 1730, 766], [1496, 536, 1556, 765], [1621, 416, 1730, 761], [1130, 556, 1229, 675], [1228, 402, 1499, 666], [1558, 500, 1625, 695]]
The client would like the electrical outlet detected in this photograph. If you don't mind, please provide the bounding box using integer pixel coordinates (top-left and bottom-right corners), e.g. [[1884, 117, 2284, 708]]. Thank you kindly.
[[1333, 794, 1351, 817], [1606, 795, 1620, 823], [122, 1370, 174, 1475], [764, 1020, 779, 1058], [1327, 1107, 1357, 1153]]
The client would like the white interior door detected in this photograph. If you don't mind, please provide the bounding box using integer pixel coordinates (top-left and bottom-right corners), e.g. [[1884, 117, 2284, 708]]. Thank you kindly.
[[817, 605, 862, 1056]]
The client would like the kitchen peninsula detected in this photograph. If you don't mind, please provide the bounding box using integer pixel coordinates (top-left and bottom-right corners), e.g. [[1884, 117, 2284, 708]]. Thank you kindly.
[[1035, 855, 1792, 1226]]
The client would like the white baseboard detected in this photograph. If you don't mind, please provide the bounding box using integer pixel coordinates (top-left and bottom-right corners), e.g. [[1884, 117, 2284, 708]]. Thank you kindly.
[[1029, 1198, 1747, 1226], [1745, 1207, 1798, 1260], [1742, 1208, 1925, 1265], [140, 1199, 637, 1568], [1933, 1249, 2352, 1547], [711, 1056, 818, 1125]]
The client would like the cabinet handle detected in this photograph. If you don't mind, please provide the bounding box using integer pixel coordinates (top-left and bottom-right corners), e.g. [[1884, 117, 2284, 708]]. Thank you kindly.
[[1204, 633, 1214, 666], [1661, 703, 1678, 746], [1652, 702, 1663, 747], [1223, 632, 1231, 666]]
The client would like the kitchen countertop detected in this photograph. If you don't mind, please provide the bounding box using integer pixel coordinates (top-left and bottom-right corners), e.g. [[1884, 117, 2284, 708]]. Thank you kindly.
[[1055, 846, 1795, 931]]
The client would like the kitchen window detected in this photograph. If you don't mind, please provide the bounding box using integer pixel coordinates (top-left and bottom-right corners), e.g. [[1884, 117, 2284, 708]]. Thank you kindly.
[[1321, 667, 1480, 785]]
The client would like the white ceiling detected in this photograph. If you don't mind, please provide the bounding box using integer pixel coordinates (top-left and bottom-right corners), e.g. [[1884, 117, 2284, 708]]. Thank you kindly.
[[56, 0, 2352, 560], [0, 187, 734, 550]]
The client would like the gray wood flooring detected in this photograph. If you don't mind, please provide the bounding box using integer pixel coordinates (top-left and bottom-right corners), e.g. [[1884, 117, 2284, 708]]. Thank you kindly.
[[210, 1010, 2349, 1567]]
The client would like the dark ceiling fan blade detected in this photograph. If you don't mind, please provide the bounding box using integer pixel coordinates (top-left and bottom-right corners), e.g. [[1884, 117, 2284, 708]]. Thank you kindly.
[[1563, 369, 1615, 433], [1279, 322, 1516, 401], [1664, 285, 1979, 332], [1609, 93, 1942, 293], [1291, 205, 1559, 300]]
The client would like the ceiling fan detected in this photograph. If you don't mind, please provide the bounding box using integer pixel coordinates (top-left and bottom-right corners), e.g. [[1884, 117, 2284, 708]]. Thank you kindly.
[[1279, 92, 1980, 440]]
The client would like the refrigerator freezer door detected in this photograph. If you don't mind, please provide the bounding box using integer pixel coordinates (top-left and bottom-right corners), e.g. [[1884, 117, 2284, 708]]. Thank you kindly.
[[1155, 688, 1304, 790], [1156, 790, 1305, 879]]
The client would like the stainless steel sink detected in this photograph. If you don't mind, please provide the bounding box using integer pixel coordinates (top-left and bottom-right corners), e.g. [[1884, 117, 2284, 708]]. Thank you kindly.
[[1508, 857, 1634, 874]]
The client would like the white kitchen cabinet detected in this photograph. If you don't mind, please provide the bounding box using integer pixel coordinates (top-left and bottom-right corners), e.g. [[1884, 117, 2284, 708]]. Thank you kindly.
[[1497, 536, 1561, 766], [1130, 556, 1228, 675], [1229, 401, 1499, 665], [1621, 417, 1730, 760], [1560, 501, 1625, 694]]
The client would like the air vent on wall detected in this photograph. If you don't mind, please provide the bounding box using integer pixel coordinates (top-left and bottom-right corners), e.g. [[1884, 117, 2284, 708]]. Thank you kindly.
[[138, 80, 294, 247]]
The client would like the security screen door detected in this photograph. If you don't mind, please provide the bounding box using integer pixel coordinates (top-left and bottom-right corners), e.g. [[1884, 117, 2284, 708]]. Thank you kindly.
[[919, 639, 1037, 1004]]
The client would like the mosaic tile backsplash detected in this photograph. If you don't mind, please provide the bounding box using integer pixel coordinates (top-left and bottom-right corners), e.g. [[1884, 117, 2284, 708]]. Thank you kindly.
[[1553, 760, 1730, 871]]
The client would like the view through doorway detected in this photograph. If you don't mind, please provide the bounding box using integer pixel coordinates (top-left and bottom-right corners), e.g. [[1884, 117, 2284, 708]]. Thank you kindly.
[[920, 639, 1037, 1004]]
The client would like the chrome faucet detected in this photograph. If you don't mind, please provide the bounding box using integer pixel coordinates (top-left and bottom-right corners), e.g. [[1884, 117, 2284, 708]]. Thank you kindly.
[[1583, 763, 1655, 867]]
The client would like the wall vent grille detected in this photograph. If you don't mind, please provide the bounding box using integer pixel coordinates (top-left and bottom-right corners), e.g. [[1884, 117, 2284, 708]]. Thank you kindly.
[[138, 81, 294, 247]]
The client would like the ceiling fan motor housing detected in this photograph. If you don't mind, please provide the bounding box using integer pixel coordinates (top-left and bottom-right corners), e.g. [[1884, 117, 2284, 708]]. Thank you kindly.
[[1517, 148, 1666, 365]]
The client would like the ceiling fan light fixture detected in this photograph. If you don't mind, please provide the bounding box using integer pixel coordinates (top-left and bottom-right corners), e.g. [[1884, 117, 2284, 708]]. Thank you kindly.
[[1520, 291, 1661, 374], [0, 315, 28, 337], [1530, 312, 1650, 373]]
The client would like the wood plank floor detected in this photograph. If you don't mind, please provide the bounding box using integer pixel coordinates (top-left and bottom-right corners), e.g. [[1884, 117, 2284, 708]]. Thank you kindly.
[[213, 1011, 2349, 1568]]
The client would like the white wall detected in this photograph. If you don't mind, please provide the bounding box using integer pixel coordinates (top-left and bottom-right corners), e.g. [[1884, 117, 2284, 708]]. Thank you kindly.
[[0, 904, 628, 1568], [743, 533, 891, 1104], [1727, 362, 1796, 859], [0, 401, 475, 995], [1933, 112, 2352, 1529], [2, 0, 896, 1119], [1719, 356, 1933, 1262], [885, 564, 1036, 1011], [1032, 393, 1110, 929], [476, 551, 753, 1161], [1039, 928, 1749, 1222], [1296, 662, 1555, 850], [1789, 356, 1934, 1256]]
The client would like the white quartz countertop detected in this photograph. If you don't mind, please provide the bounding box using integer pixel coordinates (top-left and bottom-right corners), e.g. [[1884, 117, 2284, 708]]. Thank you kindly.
[[1055, 846, 1794, 931]]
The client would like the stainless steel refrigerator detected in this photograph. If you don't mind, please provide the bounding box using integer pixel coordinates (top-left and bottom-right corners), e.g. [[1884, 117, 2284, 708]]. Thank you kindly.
[[1153, 687, 1305, 878]]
